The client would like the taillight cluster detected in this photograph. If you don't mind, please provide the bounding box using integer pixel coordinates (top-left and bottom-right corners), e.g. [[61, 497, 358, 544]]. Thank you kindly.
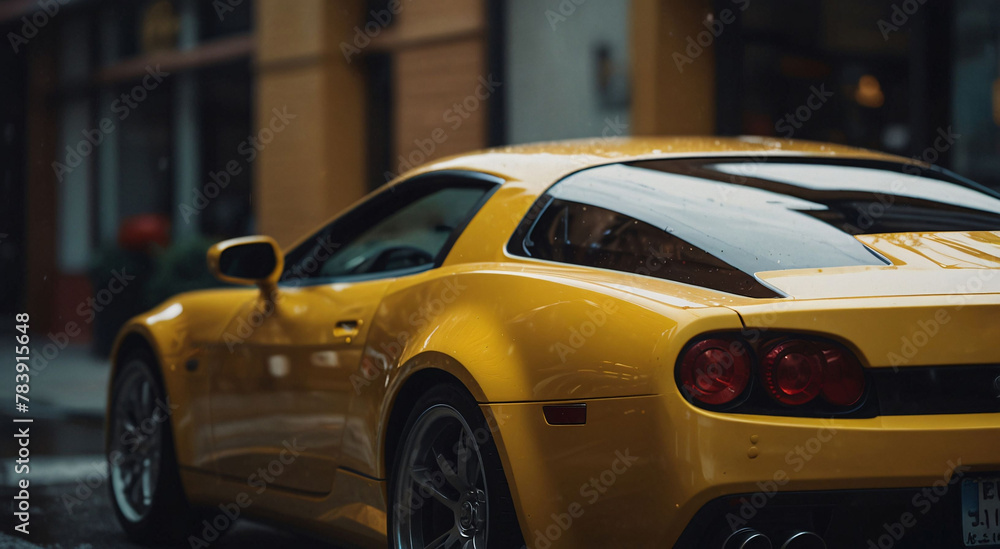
[[678, 337, 753, 405], [677, 333, 867, 413]]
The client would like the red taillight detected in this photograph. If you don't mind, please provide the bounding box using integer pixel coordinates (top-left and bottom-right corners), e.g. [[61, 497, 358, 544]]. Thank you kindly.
[[761, 340, 824, 405], [679, 337, 752, 405], [819, 345, 866, 406], [761, 339, 865, 407]]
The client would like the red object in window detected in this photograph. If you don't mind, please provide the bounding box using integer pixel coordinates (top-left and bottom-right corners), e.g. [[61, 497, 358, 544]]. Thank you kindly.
[[118, 214, 171, 253]]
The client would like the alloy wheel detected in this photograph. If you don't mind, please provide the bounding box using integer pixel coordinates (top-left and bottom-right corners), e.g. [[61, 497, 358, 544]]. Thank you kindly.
[[394, 404, 489, 549], [109, 362, 163, 523]]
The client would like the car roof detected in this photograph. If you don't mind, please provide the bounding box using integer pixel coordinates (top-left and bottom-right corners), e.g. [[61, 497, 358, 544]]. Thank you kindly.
[[400, 136, 914, 192]]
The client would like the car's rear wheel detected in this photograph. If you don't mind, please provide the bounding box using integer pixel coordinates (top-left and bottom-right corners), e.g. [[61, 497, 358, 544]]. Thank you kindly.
[[108, 350, 199, 544], [390, 384, 524, 548]]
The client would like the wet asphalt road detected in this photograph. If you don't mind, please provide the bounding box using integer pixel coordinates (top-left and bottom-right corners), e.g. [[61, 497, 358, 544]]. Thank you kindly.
[[0, 484, 331, 549], [0, 414, 343, 549]]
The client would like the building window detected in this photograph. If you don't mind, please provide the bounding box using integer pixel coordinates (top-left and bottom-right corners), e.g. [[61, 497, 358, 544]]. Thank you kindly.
[[198, 0, 254, 42]]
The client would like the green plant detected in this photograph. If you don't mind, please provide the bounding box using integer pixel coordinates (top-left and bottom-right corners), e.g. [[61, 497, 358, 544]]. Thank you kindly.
[[142, 236, 224, 309]]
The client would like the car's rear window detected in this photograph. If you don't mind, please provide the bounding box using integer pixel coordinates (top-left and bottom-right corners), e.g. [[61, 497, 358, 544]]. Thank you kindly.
[[508, 158, 1000, 297]]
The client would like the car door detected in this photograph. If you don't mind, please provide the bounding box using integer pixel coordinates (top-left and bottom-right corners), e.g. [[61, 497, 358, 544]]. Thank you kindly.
[[206, 173, 499, 495]]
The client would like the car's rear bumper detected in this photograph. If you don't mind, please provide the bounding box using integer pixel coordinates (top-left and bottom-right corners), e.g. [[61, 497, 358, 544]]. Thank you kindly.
[[484, 394, 1000, 548]]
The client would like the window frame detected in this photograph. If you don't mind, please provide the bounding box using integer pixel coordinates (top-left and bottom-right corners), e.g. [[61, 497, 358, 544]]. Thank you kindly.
[[280, 170, 502, 287]]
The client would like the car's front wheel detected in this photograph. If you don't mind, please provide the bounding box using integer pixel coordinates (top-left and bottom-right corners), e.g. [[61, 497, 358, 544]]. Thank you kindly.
[[390, 384, 524, 548], [107, 349, 199, 544]]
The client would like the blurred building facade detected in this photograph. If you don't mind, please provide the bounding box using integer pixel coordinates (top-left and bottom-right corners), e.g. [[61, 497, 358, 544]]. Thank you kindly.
[[3, 0, 1000, 339]]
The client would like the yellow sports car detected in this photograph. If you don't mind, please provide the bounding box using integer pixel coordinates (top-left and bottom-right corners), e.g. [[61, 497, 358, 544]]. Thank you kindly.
[[107, 138, 1000, 549]]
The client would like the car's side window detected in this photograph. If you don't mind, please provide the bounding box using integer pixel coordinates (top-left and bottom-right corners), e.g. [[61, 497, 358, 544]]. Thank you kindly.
[[514, 197, 778, 298], [281, 174, 498, 284]]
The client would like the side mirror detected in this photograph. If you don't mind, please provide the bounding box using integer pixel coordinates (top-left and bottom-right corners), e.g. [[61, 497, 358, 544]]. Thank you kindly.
[[207, 236, 283, 290]]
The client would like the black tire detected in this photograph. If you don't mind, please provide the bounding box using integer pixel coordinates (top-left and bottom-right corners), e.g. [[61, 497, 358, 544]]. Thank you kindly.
[[389, 384, 525, 548], [107, 349, 200, 545]]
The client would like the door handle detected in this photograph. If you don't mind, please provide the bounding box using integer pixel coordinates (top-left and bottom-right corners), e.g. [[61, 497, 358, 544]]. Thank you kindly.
[[333, 319, 362, 338]]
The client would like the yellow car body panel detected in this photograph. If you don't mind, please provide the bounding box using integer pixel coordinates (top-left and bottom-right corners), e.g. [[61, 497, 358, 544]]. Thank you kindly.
[[108, 137, 1000, 547], [488, 400, 999, 547], [110, 288, 258, 468]]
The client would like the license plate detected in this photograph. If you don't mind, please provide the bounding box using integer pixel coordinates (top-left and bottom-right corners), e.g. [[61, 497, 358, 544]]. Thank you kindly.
[[963, 477, 1000, 546]]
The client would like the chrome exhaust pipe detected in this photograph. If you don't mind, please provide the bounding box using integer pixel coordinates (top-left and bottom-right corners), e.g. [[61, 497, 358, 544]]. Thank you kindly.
[[780, 531, 826, 549], [724, 528, 772, 549]]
